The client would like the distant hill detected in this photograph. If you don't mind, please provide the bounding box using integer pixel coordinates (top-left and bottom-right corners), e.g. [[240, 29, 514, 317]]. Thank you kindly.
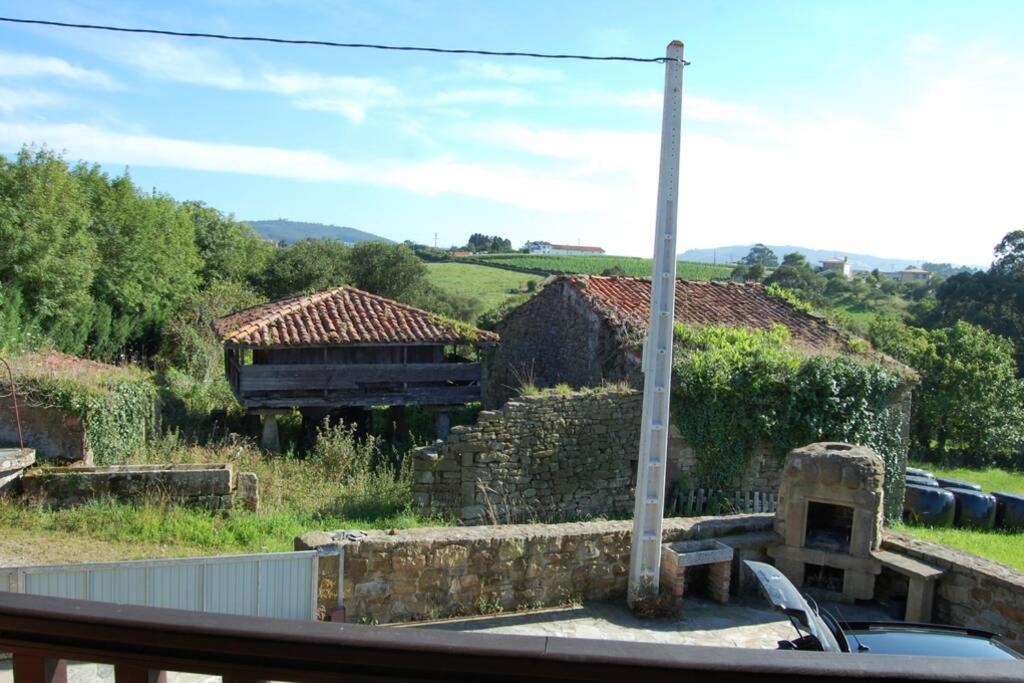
[[247, 219, 393, 245], [678, 244, 963, 273]]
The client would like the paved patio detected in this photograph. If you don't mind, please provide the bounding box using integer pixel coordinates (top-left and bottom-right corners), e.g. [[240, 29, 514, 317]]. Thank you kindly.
[[409, 596, 801, 648]]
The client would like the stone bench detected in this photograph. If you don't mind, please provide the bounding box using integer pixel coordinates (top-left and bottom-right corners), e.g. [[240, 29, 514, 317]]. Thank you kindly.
[[874, 549, 945, 623]]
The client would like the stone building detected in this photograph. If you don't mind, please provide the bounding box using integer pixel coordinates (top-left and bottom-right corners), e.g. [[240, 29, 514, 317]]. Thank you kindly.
[[478, 276, 914, 504]]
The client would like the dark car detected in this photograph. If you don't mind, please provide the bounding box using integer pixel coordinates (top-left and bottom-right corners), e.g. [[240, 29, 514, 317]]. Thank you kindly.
[[745, 561, 1022, 659]]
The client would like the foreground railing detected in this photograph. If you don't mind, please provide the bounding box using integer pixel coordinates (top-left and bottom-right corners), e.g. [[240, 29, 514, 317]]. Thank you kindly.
[[0, 592, 1020, 682]]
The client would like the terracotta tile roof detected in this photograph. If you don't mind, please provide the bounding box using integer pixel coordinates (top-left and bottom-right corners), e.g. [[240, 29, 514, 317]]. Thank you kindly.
[[549, 244, 605, 253], [213, 286, 497, 348], [564, 276, 845, 352]]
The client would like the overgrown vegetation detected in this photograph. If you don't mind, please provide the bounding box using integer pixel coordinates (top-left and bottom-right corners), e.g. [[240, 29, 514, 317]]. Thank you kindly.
[[0, 424, 432, 553], [670, 323, 907, 520], [3, 352, 157, 464]]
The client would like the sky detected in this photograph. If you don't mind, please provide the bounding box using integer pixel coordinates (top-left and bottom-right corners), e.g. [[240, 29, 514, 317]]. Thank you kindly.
[[0, 1, 1022, 266]]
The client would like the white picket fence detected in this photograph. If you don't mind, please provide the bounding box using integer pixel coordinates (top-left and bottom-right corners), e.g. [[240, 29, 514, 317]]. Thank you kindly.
[[0, 551, 320, 621]]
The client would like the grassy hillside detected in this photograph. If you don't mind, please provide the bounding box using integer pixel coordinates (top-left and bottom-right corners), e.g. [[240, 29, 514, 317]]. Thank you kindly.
[[426, 262, 539, 313], [469, 253, 733, 279]]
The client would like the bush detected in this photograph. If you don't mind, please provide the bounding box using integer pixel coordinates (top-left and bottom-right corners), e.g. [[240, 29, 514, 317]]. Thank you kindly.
[[671, 324, 907, 521]]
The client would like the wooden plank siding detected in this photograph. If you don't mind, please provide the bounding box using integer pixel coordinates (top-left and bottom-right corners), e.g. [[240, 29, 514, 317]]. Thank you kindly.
[[225, 347, 482, 409], [239, 363, 481, 392]]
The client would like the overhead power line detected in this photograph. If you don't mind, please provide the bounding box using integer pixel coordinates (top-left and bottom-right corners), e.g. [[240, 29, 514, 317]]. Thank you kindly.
[[0, 16, 689, 65]]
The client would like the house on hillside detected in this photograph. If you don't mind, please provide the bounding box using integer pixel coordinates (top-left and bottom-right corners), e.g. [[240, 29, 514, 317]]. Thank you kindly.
[[820, 257, 852, 278], [471, 275, 915, 512], [524, 241, 605, 256], [214, 286, 497, 449], [894, 265, 931, 282]]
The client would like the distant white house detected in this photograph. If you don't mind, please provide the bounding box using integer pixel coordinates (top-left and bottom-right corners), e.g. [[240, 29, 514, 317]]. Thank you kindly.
[[894, 265, 931, 282], [525, 241, 605, 256], [820, 257, 852, 279]]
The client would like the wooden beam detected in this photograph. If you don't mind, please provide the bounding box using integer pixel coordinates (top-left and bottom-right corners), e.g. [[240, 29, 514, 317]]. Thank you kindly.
[[240, 386, 481, 409], [238, 363, 481, 393]]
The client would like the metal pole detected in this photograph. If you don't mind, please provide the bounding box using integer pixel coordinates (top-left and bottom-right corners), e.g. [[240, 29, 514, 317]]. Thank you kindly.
[[627, 40, 685, 606], [0, 358, 24, 450]]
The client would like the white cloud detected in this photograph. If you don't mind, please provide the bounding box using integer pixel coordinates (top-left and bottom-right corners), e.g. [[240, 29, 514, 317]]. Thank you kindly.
[[431, 88, 531, 106], [0, 87, 68, 112], [0, 121, 610, 213], [0, 51, 116, 88]]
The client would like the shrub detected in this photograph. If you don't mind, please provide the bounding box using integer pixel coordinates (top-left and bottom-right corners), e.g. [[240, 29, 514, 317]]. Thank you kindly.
[[671, 324, 907, 521]]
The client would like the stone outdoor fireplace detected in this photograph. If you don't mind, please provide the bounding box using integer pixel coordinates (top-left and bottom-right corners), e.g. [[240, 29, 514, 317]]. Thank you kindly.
[[768, 442, 885, 602]]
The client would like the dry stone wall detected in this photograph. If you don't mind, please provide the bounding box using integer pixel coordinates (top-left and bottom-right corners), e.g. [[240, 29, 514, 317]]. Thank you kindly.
[[19, 464, 260, 511], [296, 514, 776, 624], [415, 390, 643, 524], [0, 404, 91, 464], [414, 389, 787, 524], [882, 532, 1024, 652]]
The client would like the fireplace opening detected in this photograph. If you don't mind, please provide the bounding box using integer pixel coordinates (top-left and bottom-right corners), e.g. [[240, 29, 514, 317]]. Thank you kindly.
[[804, 563, 845, 593], [804, 501, 853, 553]]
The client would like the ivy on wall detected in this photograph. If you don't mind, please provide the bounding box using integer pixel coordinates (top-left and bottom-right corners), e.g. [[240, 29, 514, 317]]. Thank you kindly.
[[7, 353, 157, 465], [671, 324, 909, 521]]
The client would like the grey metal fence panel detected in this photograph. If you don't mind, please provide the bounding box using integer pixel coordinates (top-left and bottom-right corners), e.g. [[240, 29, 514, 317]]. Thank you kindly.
[[0, 552, 318, 621], [258, 554, 316, 620]]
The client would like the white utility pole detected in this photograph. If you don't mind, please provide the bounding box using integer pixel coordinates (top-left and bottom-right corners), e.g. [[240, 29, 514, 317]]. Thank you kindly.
[[627, 40, 685, 606]]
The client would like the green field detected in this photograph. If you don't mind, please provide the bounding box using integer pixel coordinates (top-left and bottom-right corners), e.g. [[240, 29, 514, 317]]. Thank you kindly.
[[469, 253, 733, 280], [902, 463, 1024, 571], [426, 262, 539, 313]]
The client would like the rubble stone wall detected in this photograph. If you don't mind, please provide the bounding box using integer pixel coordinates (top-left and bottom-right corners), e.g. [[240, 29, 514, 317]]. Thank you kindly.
[[0, 404, 90, 464], [414, 389, 643, 524], [413, 389, 786, 524], [296, 514, 776, 624], [883, 533, 1024, 652], [19, 464, 259, 511]]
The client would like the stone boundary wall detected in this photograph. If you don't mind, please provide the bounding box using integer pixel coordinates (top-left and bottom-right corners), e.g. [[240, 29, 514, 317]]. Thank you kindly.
[[415, 390, 642, 524], [414, 389, 787, 524], [882, 532, 1024, 651], [19, 464, 259, 511], [296, 514, 776, 624]]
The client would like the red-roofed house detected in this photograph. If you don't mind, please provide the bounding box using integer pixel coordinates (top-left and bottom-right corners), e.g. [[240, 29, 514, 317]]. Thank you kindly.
[[484, 275, 899, 408], [214, 286, 497, 446]]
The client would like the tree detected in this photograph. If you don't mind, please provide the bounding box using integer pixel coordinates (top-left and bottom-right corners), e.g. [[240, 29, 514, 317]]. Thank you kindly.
[[257, 239, 350, 300], [916, 322, 1024, 458], [466, 233, 513, 253], [0, 148, 97, 352], [80, 171, 201, 358], [765, 252, 824, 305], [747, 263, 766, 282], [346, 242, 428, 301], [739, 244, 779, 268], [993, 230, 1024, 276], [185, 202, 273, 287]]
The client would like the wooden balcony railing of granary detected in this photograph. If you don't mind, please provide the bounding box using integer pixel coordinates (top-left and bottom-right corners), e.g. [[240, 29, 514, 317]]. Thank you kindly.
[[0, 592, 1020, 682], [225, 358, 482, 408]]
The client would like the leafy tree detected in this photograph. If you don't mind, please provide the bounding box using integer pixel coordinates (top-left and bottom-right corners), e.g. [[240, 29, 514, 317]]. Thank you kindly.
[[765, 252, 824, 304], [79, 170, 201, 358], [0, 148, 97, 351], [739, 243, 779, 268], [916, 322, 1024, 458], [747, 263, 765, 282], [466, 233, 513, 253], [257, 239, 350, 300], [185, 202, 273, 287], [159, 280, 266, 381], [347, 242, 428, 301], [602, 266, 627, 277], [993, 230, 1024, 276]]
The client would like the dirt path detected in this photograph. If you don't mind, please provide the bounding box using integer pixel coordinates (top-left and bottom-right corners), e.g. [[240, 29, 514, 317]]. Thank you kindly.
[[0, 528, 212, 567]]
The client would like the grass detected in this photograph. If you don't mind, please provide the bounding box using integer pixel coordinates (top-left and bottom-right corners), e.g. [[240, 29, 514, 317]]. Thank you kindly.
[[909, 462, 1024, 493], [468, 253, 733, 280], [900, 463, 1024, 572], [893, 524, 1024, 572], [1, 426, 446, 563], [426, 262, 539, 313]]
